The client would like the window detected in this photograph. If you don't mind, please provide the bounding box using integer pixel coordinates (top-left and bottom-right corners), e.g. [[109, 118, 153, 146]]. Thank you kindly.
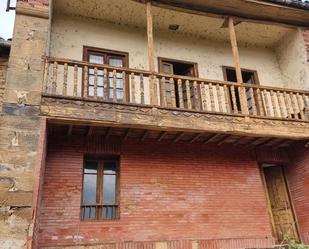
[[158, 58, 199, 108], [81, 158, 119, 220], [83, 46, 129, 101], [223, 66, 260, 113]]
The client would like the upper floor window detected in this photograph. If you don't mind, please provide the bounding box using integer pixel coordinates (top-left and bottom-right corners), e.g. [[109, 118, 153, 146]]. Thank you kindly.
[[83, 46, 129, 101], [81, 158, 119, 220]]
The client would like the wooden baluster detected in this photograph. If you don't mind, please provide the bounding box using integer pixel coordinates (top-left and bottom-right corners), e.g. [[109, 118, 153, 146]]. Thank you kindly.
[[153, 75, 158, 105], [130, 73, 136, 103], [296, 93, 305, 120], [223, 85, 231, 113], [43, 59, 49, 93], [73, 65, 78, 97], [270, 90, 278, 117], [140, 74, 145, 104], [230, 85, 238, 113], [177, 79, 184, 108], [62, 63, 68, 96], [289, 92, 298, 119], [240, 86, 249, 115], [160, 77, 166, 107], [103, 69, 109, 100], [149, 75, 155, 105], [170, 78, 176, 108], [277, 91, 284, 118], [249, 88, 257, 115], [83, 66, 88, 98], [122, 71, 126, 103], [52, 61, 58, 94], [256, 89, 264, 116], [185, 80, 192, 109], [216, 84, 223, 113], [209, 83, 215, 112], [303, 94, 309, 108], [193, 81, 200, 110], [200, 82, 207, 111], [113, 70, 117, 102], [94, 67, 98, 99], [263, 90, 271, 117], [283, 91, 292, 119]]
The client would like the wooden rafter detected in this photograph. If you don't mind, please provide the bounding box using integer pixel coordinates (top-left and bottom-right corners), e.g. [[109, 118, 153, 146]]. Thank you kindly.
[[67, 125, 73, 136], [217, 135, 230, 146], [174, 132, 185, 143], [190, 133, 203, 143], [158, 131, 167, 142], [141, 130, 149, 141], [87, 126, 94, 137], [104, 127, 112, 140], [204, 134, 220, 144], [123, 128, 131, 140]]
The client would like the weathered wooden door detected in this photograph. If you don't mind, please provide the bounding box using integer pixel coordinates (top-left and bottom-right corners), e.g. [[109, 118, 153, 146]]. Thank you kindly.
[[263, 165, 299, 242]]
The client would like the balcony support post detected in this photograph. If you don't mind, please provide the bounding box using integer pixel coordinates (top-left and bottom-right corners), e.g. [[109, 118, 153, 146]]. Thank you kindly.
[[228, 17, 249, 114], [146, 1, 156, 105]]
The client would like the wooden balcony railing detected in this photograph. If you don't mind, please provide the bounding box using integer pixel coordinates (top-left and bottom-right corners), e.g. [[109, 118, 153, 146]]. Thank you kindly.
[[42, 56, 309, 121]]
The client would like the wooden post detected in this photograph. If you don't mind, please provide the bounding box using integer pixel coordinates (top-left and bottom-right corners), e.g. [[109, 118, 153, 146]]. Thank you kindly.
[[228, 17, 242, 84], [146, 1, 156, 105], [228, 17, 249, 114], [146, 1, 155, 72]]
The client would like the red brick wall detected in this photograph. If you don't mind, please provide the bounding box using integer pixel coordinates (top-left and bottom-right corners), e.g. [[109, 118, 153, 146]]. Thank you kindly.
[[286, 143, 309, 244], [37, 136, 275, 248]]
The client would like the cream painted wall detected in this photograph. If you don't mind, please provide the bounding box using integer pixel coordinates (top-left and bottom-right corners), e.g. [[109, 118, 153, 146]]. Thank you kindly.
[[50, 14, 286, 86], [275, 29, 309, 90]]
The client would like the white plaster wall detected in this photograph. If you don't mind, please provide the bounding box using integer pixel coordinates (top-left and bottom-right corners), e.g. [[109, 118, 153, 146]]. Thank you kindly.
[[275, 29, 309, 90], [51, 13, 309, 106], [51, 14, 284, 85]]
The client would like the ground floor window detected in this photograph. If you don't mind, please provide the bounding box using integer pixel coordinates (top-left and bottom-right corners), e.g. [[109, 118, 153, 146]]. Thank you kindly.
[[81, 157, 119, 220]]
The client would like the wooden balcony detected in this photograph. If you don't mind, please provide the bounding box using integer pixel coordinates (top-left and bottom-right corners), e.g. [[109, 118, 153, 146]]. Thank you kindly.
[[40, 56, 309, 140]]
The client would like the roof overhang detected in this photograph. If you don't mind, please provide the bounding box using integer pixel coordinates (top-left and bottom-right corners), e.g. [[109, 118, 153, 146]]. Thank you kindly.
[[134, 0, 309, 27]]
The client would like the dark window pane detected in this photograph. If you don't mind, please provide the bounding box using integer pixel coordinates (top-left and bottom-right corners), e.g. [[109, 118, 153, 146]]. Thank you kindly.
[[104, 161, 117, 174], [84, 161, 98, 173], [103, 174, 116, 204], [82, 206, 96, 220], [82, 174, 97, 204]]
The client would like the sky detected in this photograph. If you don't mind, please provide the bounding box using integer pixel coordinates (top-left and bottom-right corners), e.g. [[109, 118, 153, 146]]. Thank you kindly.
[[0, 0, 16, 39]]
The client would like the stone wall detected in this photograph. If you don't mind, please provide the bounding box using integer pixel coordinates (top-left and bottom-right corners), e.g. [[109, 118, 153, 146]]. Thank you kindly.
[[0, 58, 8, 107], [0, 1, 50, 248]]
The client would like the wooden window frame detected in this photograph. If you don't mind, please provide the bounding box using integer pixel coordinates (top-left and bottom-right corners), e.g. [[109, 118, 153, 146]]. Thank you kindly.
[[158, 57, 199, 77], [222, 66, 260, 85], [83, 46, 130, 101], [81, 156, 120, 221]]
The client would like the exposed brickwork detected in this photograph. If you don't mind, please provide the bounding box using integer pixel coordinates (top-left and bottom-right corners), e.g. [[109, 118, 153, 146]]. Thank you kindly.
[[37, 136, 275, 248], [286, 143, 309, 244]]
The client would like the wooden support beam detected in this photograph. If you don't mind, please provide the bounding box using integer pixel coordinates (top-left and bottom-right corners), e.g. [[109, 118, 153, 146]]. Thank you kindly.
[[174, 132, 185, 143], [141, 130, 149, 141], [104, 127, 112, 140], [246, 137, 262, 146], [233, 136, 247, 146], [256, 138, 274, 147], [158, 131, 167, 142], [228, 17, 243, 84], [124, 128, 131, 141], [217, 135, 230, 146], [87, 126, 94, 137], [146, 1, 155, 72], [204, 134, 220, 144], [67, 125, 73, 136], [190, 133, 203, 143]]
